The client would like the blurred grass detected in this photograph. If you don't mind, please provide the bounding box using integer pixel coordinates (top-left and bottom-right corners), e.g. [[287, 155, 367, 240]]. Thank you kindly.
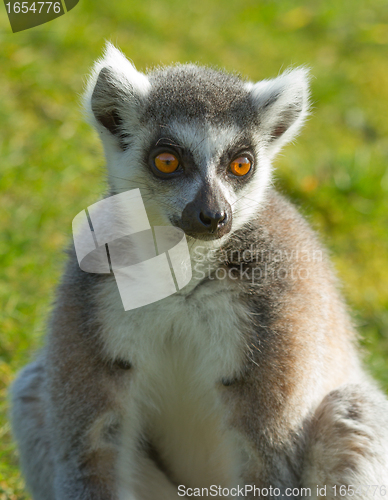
[[1, 0, 388, 497]]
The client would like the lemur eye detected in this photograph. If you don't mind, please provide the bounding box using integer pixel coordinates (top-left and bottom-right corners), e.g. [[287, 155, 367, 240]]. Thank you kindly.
[[230, 156, 252, 177], [154, 153, 179, 173]]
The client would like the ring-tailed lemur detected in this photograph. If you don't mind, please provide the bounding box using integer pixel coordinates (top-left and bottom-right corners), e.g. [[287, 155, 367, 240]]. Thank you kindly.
[[11, 44, 388, 500]]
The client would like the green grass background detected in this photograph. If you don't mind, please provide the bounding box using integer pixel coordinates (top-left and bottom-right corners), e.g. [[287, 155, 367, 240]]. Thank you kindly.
[[1, 0, 388, 497]]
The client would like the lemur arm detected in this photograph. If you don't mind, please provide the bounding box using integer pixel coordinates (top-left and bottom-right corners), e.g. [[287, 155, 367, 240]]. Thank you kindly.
[[45, 270, 125, 500]]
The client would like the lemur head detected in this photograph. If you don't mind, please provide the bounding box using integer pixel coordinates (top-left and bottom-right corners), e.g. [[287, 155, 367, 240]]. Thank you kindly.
[[85, 43, 309, 245]]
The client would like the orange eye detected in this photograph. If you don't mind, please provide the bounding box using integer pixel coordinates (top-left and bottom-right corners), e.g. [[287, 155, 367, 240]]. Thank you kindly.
[[230, 156, 252, 177], [154, 152, 179, 173]]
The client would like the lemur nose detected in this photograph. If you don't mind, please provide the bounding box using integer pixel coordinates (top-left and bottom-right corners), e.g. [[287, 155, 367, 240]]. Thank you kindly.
[[199, 210, 227, 233]]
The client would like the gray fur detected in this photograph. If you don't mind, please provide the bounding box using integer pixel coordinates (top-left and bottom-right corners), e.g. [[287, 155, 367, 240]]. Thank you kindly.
[[11, 44, 388, 499], [144, 65, 258, 127]]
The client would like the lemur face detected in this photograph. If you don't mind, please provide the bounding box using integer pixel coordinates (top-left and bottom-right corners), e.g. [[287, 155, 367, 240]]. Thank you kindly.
[[85, 44, 309, 244]]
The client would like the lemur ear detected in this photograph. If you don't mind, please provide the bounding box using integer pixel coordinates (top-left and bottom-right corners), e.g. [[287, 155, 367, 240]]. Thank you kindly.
[[84, 43, 150, 150], [247, 67, 310, 157]]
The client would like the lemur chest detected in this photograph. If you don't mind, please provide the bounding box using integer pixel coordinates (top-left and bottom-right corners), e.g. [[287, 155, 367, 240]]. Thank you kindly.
[[99, 276, 248, 487]]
